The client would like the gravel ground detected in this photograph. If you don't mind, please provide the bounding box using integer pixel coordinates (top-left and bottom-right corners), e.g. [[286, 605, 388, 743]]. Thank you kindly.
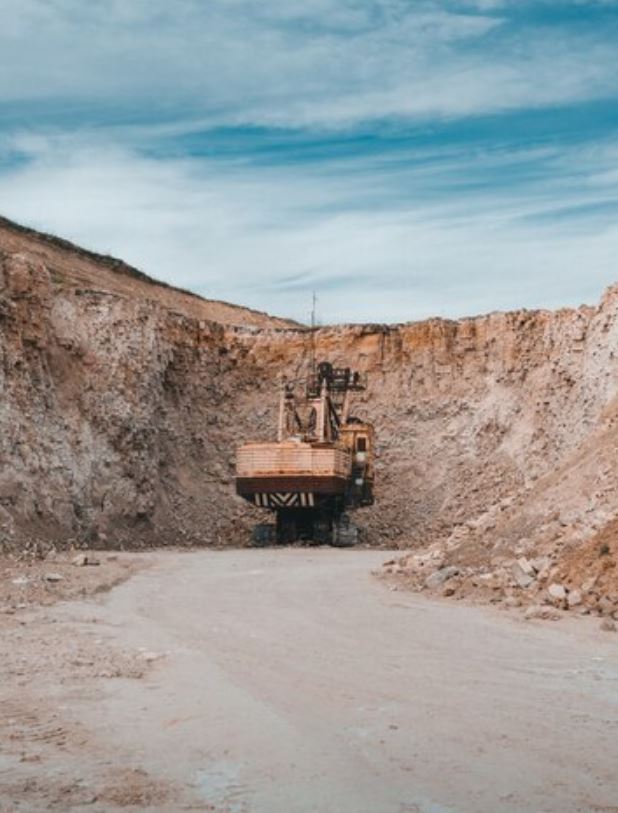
[[1, 548, 618, 813], [0, 551, 147, 612]]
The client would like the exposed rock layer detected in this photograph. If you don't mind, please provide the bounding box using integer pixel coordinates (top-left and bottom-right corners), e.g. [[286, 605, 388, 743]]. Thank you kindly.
[[1, 217, 617, 574]]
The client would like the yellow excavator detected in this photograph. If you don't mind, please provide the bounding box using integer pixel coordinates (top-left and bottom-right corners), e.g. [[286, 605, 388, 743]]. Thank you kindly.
[[235, 361, 375, 545]]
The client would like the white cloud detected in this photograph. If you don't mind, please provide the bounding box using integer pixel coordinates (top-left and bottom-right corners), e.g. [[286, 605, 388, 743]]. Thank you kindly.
[[1, 1, 617, 322], [0, 0, 616, 128], [1, 133, 617, 324]]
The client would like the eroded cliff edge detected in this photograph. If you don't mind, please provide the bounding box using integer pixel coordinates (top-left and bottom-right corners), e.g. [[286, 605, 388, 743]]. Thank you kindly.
[[1, 218, 617, 578]]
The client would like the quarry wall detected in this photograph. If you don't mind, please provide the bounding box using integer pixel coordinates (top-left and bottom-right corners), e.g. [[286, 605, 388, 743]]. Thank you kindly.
[[1, 219, 617, 557]]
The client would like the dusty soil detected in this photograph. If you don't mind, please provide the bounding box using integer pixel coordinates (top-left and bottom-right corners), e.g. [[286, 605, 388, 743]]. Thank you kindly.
[[2, 549, 617, 813], [556, 515, 618, 600], [0, 551, 170, 813], [0, 551, 147, 612]]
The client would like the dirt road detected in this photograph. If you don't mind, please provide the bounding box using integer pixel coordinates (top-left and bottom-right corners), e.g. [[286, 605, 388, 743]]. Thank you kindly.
[[2, 549, 618, 813]]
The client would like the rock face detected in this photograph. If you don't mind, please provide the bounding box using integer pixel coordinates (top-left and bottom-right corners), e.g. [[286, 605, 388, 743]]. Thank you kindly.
[[0, 217, 296, 549], [1, 216, 618, 582]]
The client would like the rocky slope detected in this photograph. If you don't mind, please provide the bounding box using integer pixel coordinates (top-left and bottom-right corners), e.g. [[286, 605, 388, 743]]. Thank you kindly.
[[1, 216, 617, 615], [0, 216, 296, 330], [0, 216, 296, 551]]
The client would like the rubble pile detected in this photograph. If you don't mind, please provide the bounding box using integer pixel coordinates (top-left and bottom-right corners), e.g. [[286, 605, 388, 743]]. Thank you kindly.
[[383, 513, 618, 621]]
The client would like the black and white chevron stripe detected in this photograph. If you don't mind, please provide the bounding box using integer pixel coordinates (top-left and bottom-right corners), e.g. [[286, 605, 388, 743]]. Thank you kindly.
[[254, 493, 315, 508]]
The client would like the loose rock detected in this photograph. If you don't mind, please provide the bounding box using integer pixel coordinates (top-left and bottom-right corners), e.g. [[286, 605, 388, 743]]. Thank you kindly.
[[524, 605, 562, 621], [567, 589, 582, 608], [72, 554, 100, 567], [517, 557, 535, 577], [511, 563, 535, 589], [425, 566, 459, 590], [581, 575, 598, 593], [547, 583, 566, 602], [530, 557, 550, 575]]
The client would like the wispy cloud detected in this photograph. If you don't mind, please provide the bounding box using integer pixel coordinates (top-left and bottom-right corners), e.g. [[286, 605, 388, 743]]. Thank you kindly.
[[2, 130, 617, 323], [1, 0, 617, 128], [1, 1, 617, 321]]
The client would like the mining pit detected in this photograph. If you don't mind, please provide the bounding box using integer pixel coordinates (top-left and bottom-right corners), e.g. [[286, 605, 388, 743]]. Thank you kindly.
[[1, 216, 618, 812]]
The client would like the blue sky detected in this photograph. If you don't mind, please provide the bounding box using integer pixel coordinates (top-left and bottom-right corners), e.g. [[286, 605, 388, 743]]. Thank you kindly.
[[1, 0, 618, 323]]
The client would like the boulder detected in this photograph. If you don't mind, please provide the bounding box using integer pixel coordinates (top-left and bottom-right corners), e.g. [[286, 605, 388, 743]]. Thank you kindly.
[[511, 562, 535, 589], [530, 557, 550, 575], [517, 557, 535, 576], [425, 566, 459, 590], [567, 589, 582, 608], [524, 605, 562, 621], [71, 554, 100, 567], [582, 575, 598, 594], [597, 596, 615, 616], [547, 583, 566, 602]]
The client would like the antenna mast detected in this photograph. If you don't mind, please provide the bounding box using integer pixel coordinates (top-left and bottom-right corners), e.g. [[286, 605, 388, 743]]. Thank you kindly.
[[310, 291, 317, 377]]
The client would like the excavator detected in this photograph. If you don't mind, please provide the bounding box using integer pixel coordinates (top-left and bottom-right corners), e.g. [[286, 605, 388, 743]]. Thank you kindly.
[[235, 361, 375, 546]]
